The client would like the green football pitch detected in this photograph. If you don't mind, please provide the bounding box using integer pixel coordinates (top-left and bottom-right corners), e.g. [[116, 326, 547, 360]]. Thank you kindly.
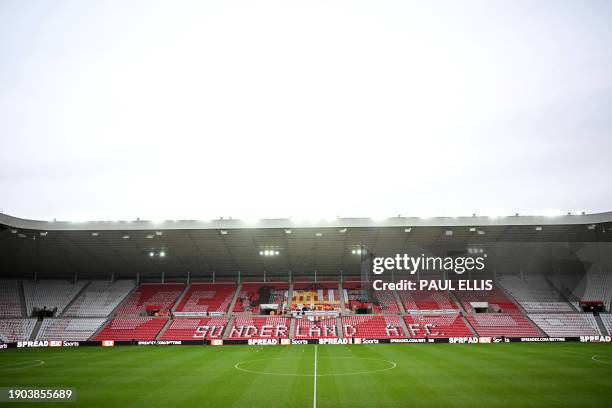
[[1, 343, 611, 407]]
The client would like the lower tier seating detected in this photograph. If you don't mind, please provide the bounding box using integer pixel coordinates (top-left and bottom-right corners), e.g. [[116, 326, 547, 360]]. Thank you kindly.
[[63, 280, 135, 317], [372, 291, 400, 314], [600, 314, 612, 335], [294, 318, 338, 338], [23, 280, 87, 316], [228, 316, 290, 339], [399, 290, 458, 312], [161, 317, 229, 340], [0, 319, 36, 342], [95, 317, 168, 340], [233, 283, 288, 314], [0, 279, 24, 317], [497, 275, 573, 312], [404, 314, 472, 338], [466, 314, 542, 337], [114, 284, 185, 315], [454, 287, 521, 314], [528, 313, 601, 337], [175, 283, 237, 314], [341, 315, 405, 338], [36, 318, 106, 341]]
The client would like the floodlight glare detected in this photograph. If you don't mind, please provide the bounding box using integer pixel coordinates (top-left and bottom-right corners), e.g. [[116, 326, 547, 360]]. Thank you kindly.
[[159, 251, 166, 257], [149, 252, 154, 257]]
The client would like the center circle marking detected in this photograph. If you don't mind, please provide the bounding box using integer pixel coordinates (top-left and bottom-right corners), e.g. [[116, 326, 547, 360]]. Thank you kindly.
[[234, 357, 397, 377]]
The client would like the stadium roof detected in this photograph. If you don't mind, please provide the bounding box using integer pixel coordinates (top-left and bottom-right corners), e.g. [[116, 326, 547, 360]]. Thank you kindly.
[[1, 212, 612, 280]]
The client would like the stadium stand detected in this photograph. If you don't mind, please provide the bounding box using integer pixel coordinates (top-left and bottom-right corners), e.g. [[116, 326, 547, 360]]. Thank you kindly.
[[454, 286, 521, 313], [293, 317, 339, 338], [63, 280, 135, 317], [571, 270, 612, 309], [341, 315, 406, 338], [95, 317, 168, 340], [5, 277, 611, 341], [528, 314, 602, 337], [174, 283, 236, 314], [600, 314, 612, 335], [404, 314, 472, 338], [114, 283, 185, 316], [371, 291, 400, 314], [228, 316, 290, 339], [466, 314, 542, 337], [36, 318, 106, 341], [291, 282, 342, 312], [161, 317, 229, 340], [23, 280, 88, 316], [233, 283, 288, 314], [0, 319, 36, 342], [344, 282, 371, 313], [497, 275, 573, 312], [0, 279, 23, 317], [399, 290, 458, 312]]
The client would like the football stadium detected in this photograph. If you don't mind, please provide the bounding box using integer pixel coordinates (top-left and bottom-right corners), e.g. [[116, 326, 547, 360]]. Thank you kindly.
[[2, 1, 612, 407], [1, 212, 612, 407]]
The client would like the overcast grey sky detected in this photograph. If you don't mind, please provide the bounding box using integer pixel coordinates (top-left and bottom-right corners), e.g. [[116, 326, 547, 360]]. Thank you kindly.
[[1, 0, 611, 221]]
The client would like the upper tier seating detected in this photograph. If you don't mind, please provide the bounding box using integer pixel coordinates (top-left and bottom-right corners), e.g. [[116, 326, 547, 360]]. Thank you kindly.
[[0, 319, 36, 342], [228, 316, 290, 339], [399, 290, 458, 312], [233, 283, 289, 314], [36, 318, 106, 341], [63, 280, 135, 317], [341, 315, 406, 338], [454, 287, 521, 314], [404, 314, 472, 338], [174, 283, 237, 314], [0, 279, 23, 317], [114, 283, 185, 316], [528, 313, 601, 337], [294, 317, 339, 338], [161, 317, 229, 340], [466, 314, 542, 337], [497, 276, 573, 312], [95, 317, 168, 340], [23, 280, 87, 316]]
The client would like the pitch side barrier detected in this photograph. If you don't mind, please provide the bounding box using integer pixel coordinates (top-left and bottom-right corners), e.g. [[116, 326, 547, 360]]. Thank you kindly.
[[2, 336, 611, 349]]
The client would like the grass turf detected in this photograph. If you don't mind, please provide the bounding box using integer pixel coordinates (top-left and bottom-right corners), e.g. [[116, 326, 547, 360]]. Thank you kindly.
[[0, 343, 611, 407]]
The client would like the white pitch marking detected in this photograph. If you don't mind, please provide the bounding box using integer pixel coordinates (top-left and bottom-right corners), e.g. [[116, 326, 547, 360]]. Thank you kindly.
[[234, 357, 397, 377], [592, 355, 612, 364], [0, 360, 45, 370], [313, 345, 318, 408]]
